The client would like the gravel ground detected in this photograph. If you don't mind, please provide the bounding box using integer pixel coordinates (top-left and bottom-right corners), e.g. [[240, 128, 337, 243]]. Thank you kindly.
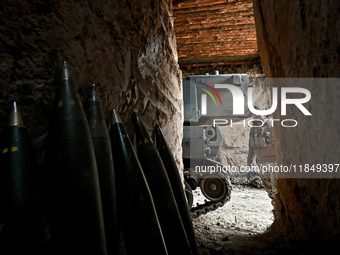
[[191, 185, 274, 254]]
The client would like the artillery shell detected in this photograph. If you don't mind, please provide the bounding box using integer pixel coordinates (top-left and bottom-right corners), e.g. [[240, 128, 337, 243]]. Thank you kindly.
[[155, 123, 199, 255], [111, 110, 167, 255], [43, 62, 107, 254], [84, 84, 118, 255], [0, 102, 50, 254], [133, 112, 192, 255]]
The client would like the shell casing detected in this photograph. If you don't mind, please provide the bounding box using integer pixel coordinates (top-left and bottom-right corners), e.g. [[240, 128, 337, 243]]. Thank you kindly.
[[155, 123, 199, 255], [133, 112, 192, 255], [0, 103, 50, 254], [43, 63, 107, 254], [83, 85, 118, 255], [111, 110, 167, 255]]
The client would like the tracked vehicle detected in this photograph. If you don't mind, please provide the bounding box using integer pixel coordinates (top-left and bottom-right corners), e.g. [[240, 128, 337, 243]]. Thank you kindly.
[[182, 73, 252, 217]]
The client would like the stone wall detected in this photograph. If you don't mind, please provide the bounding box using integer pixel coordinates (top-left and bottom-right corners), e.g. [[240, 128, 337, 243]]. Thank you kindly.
[[0, 0, 183, 170], [253, 0, 340, 252]]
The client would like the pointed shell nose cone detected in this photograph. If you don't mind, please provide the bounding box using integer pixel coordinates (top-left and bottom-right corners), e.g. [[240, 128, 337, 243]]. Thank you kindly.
[[111, 110, 122, 125], [8, 101, 25, 127], [132, 111, 141, 125], [89, 84, 100, 102], [60, 61, 70, 81], [155, 123, 162, 134]]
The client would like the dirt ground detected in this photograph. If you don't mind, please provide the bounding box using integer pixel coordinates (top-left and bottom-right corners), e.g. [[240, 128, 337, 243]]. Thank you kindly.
[[191, 185, 275, 255]]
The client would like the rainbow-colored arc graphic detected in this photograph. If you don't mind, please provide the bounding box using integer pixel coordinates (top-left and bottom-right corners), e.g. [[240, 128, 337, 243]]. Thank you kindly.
[[198, 82, 223, 106]]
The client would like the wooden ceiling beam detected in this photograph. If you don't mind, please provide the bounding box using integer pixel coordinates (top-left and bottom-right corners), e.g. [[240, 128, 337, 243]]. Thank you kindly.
[[178, 49, 259, 58], [175, 23, 255, 33], [173, 0, 252, 10], [174, 11, 254, 24], [178, 54, 260, 64]]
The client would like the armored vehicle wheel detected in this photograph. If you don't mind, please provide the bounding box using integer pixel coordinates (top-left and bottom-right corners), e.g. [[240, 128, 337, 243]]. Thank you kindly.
[[185, 181, 193, 209], [186, 176, 198, 190], [200, 174, 228, 202]]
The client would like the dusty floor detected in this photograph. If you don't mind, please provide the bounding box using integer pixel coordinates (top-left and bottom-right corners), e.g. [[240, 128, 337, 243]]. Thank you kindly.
[[192, 185, 275, 255]]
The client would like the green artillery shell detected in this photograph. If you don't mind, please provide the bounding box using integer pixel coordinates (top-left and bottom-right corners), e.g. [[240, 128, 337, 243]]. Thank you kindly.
[[0, 102, 50, 254], [83, 85, 118, 255], [133, 112, 193, 255], [43, 62, 107, 255], [155, 123, 199, 255], [111, 110, 167, 255]]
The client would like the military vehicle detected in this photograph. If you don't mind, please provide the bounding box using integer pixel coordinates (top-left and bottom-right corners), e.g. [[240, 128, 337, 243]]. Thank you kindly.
[[182, 73, 252, 217]]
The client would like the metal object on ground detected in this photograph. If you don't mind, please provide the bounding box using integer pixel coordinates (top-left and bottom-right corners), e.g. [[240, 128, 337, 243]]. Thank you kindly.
[[0, 102, 50, 254], [155, 123, 199, 255], [43, 62, 107, 254], [111, 110, 167, 255], [182, 74, 251, 217], [84, 85, 118, 255], [133, 112, 192, 255], [188, 174, 232, 218], [182, 125, 232, 218], [200, 174, 229, 202]]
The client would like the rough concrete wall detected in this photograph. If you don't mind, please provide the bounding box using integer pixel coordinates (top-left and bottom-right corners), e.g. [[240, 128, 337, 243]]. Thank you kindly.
[[253, 0, 340, 251], [219, 78, 271, 168], [0, 0, 183, 170], [218, 78, 271, 186]]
